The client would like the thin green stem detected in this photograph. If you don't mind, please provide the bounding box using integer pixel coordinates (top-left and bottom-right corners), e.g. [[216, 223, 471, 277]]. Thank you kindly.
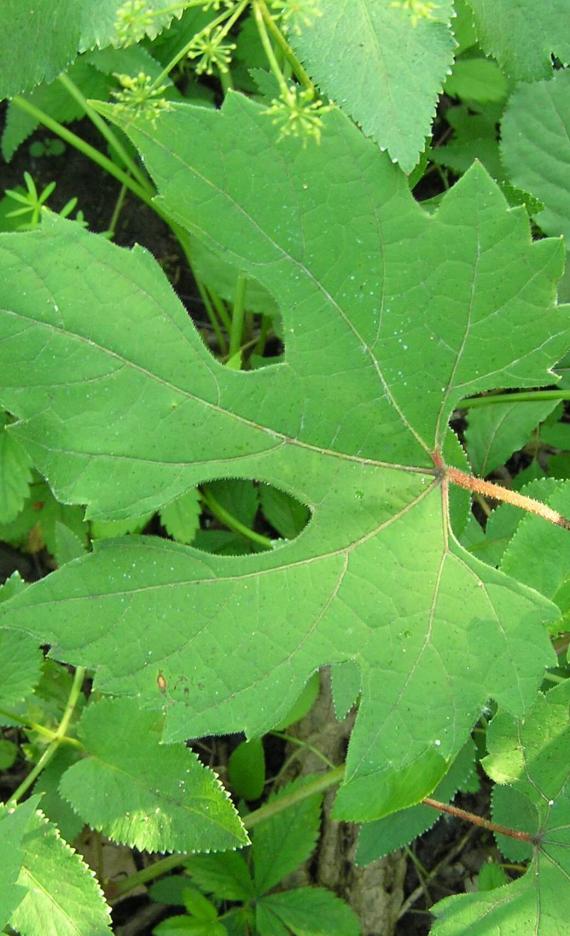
[[0, 707, 81, 747], [209, 286, 232, 332], [257, 0, 314, 91], [253, 1, 289, 95], [57, 74, 151, 193], [229, 273, 248, 360], [254, 315, 270, 356], [460, 390, 570, 409], [201, 487, 273, 549], [269, 731, 336, 769], [543, 672, 567, 685], [7, 667, 86, 807], [219, 66, 234, 94], [107, 182, 128, 237], [12, 97, 153, 209], [111, 764, 345, 898], [195, 278, 228, 354]]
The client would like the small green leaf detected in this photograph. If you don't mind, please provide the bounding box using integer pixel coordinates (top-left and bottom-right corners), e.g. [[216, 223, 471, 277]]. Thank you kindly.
[[183, 886, 218, 921], [445, 57, 508, 104], [356, 741, 476, 864], [0, 412, 33, 522], [273, 673, 320, 729], [2, 60, 110, 162], [33, 748, 84, 843], [433, 681, 570, 934], [502, 70, 570, 241], [257, 887, 361, 936], [0, 626, 42, 711], [254, 777, 322, 896], [0, 478, 87, 556], [54, 520, 87, 565], [0, 797, 41, 930], [185, 852, 254, 902], [465, 399, 559, 477], [259, 485, 310, 540], [290, 0, 456, 171], [59, 697, 248, 853], [477, 861, 509, 891], [10, 808, 112, 936], [0, 738, 18, 769], [160, 489, 201, 545], [465, 0, 570, 80], [228, 738, 266, 801]]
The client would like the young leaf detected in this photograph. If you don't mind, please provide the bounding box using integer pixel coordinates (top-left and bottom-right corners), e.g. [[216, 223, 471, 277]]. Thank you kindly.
[[253, 777, 322, 896], [186, 851, 255, 902], [0, 412, 33, 522], [59, 697, 248, 853], [9, 808, 112, 936], [0, 478, 87, 556], [259, 485, 310, 540], [444, 57, 507, 105], [228, 738, 266, 801], [433, 681, 570, 934], [160, 489, 201, 544], [356, 740, 476, 864], [2, 60, 110, 162], [502, 70, 570, 242], [465, 399, 559, 477], [0, 575, 42, 711], [465, 0, 570, 80], [477, 861, 509, 891], [0, 796, 39, 930], [257, 887, 361, 936], [289, 0, 455, 172], [0, 95, 568, 821], [32, 748, 85, 843], [499, 481, 570, 623]]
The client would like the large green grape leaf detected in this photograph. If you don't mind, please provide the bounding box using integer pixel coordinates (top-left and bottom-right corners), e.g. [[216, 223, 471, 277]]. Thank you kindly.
[[432, 681, 570, 934], [465, 0, 570, 81], [0, 95, 569, 821], [59, 697, 248, 852], [289, 0, 456, 171]]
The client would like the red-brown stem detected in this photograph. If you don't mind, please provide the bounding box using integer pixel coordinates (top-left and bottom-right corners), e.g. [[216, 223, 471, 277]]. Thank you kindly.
[[446, 466, 570, 531], [423, 797, 539, 844]]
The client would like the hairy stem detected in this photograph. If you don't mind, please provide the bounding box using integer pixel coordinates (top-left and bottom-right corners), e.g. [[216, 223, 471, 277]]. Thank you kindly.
[[423, 798, 539, 845], [447, 466, 570, 530]]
